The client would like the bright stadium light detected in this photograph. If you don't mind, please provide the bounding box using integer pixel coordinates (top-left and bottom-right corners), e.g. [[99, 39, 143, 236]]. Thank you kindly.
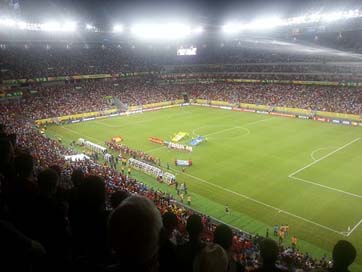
[[130, 23, 195, 40], [85, 23, 95, 30], [222, 23, 243, 33], [0, 18, 16, 27], [223, 17, 283, 33], [40, 21, 61, 31], [40, 21, 76, 32], [113, 24, 124, 33], [246, 17, 284, 30], [321, 11, 344, 22], [193, 26, 204, 34], [63, 21, 77, 32]]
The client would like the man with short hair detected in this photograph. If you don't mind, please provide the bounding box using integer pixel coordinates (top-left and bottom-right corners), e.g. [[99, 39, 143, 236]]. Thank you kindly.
[[108, 195, 163, 272]]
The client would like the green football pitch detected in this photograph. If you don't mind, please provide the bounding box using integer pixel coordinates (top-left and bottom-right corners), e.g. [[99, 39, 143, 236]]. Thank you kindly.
[[46, 106, 362, 269]]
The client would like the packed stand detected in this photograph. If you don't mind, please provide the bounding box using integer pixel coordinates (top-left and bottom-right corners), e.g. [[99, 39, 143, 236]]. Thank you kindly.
[[1, 44, 362, 81], [0, 96, 359, 272], [2, 80, 362, 121]]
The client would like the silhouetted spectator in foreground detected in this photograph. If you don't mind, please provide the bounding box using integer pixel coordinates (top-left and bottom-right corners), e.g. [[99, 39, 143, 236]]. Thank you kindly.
[[214, 224, 244, 272], [5, 152, 38, 233], [159, 211, 178, 272], [71, 168, 85, 187], [110, 190, 130, 210], [108, 195, 163, 272], [30, 168, 70, 271], [194, 243, 229, 272], [330, 240, 356, 272], [0, 220, 45, 272], [177, 214, 206, 272], [0, 138, 14, 184], [68, 175, 108, 268], [253, 239, 285, 272]]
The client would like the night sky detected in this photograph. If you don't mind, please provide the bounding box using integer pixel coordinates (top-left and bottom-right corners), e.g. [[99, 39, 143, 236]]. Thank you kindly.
[[6, 0, 362, 25]]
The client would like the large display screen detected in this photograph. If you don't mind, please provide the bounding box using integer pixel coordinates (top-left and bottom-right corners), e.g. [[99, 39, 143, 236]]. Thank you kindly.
[[177, 47, 197, 56]]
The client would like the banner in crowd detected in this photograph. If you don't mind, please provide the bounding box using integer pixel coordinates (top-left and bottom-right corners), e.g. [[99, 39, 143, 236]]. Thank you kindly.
[[175, 159, 192, 166], [2, 71, 160, 86], [35, 108, 118, 125], [0, 90, 23, 98], [64, 153, 90, 162]]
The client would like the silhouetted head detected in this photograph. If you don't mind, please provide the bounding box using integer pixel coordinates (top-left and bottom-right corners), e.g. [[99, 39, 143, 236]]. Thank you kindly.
[[162, 211, 178, 237], [109, 195, 162, 270], [0, 138, 14, 170], [260, 238, 279, 265], [14, 152, 33, 178], [71, 168, 84, 187], [332, 240, 356, 270], [186, 214, 203, 240], [110, 190, 130, 209], [77, 175, 105, 210], [213, 224, 233, 251], [37, 168, 59, 196], [194, 243, 229, 272]]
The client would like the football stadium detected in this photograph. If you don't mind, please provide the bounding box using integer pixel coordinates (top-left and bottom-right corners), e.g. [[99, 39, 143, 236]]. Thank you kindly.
[[2, 0, 362, 271]]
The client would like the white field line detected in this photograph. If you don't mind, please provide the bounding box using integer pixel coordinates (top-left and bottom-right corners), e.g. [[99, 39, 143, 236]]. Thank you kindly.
[[145, 117, 274, 153], [60, 117, 348, 236], [93, 120, 147, 128], [347, 218, 362, 236], [289, 176, 362, 199], [205, 126, 250, 137], [60, 126, 103, 144], [169, 167, 345, 236], [288, 138, 361, 178], [94, 110, 193, 128], [195, 117, 274, 138], [310, 147, 337, 162]]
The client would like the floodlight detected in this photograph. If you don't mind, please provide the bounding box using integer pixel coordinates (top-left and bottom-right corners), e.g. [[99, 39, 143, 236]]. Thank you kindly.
[[40, 21, 61, 32], [130, 23, 192, 40], [321, 11, 344, 22], [193, 26, 204, 34], [16, 21, 27, 29], [63, 21, 77, 32], [113, 24, 124, 33], [85, 24, 95, 30], [40, 21, 76, 32], [247, 17, 284, 30], [0, 18, 16, 27], [222, 23, 242, 33]]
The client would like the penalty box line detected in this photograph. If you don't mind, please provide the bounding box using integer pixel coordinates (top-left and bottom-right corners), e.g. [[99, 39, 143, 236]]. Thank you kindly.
[[347, 218, 362, 237], [288, 138, 362, 199], [169, 168, 346, 236], [288, 137, 361, 177]]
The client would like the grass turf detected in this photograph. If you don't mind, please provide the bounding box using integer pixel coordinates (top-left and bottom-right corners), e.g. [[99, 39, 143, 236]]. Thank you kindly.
[[45, 105, 362, 270]]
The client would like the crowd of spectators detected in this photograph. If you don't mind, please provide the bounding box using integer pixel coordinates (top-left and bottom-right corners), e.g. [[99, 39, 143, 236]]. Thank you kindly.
[[189, 83, 362, 115], [0, 86, 359, 271], [2, 79, 362, 121], [0, 79, 183, 119], [1, 45, 362, 81]]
